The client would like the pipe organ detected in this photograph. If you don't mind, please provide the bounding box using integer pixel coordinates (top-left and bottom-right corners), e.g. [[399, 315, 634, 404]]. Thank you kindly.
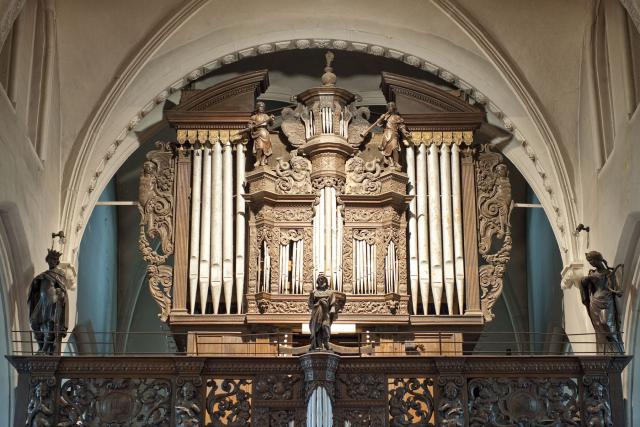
[[138, 62, 514, 352]]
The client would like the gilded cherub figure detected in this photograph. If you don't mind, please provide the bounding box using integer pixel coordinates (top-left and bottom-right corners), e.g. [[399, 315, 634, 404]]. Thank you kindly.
[[247, 101, 275, 167], [361, 101, 412, 171]]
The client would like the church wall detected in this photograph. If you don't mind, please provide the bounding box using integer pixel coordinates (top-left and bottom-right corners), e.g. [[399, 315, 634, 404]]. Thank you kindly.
[[0, 0, 63, 338], [574, 0, 640, 420]]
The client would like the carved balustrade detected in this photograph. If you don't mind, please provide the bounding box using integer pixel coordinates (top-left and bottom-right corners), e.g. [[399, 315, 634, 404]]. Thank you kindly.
[[10, 354, 631, 426]]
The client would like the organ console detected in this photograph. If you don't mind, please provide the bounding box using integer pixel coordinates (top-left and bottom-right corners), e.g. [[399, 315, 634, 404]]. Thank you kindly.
[[137, 55, 513, 354]]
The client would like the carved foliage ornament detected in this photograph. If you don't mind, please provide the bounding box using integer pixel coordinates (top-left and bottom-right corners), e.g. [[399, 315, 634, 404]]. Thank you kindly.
[[58, 378, 172, 427], [138, 142, 175, 322], [475, 145, 513, 321], [206, 379, 252, 427], [468, 377, 580, 427], [275, 154, 312, 194], [388, 377, 434, 427]]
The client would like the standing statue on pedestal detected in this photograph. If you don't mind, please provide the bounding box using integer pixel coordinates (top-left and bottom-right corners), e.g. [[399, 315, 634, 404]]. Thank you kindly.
[[247, 101, 274, 167], [308, 273, 345, 351], [361, 101, 411, 171], [28, 232, 68, 355], [580, 251, 624, 354]]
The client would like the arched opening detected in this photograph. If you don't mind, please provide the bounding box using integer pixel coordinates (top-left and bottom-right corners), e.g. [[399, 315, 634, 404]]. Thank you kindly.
[[76, 48, 567, 355]]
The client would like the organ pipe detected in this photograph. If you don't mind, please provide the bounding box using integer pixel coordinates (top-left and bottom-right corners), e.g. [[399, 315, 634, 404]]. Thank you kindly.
[[405, 144, 419, 314], [451, 143, 465, 314], [222, 141, 234, 313], [210, 140, 223, 314], [416, 143, 430, 313], [440, 143, 455, 315], [427, 142, 444, 315], [199, 145, 213, 313], [188, 148, 202, 314], [235, 142, 246, 313]]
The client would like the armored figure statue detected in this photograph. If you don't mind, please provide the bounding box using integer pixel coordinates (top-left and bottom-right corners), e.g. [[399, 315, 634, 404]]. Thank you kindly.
[[308, 273, 343, 351], [361, 101, 411, 171], [28, 240, 68, 355], [247, 101, 274, 167], [580, 251, 624, 354]]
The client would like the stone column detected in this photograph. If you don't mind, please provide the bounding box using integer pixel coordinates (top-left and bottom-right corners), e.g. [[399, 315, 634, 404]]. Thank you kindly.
[[300, 352, 340, 427]]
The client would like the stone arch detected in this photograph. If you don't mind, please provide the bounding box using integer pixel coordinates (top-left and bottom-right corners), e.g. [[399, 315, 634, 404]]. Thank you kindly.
[[61, 1, 579, 296]]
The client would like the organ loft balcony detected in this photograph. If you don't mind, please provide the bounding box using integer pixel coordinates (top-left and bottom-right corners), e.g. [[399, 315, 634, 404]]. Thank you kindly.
[[10, 51, 631, 427]]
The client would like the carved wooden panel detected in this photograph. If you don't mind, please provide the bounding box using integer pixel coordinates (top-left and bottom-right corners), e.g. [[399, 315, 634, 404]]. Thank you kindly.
[[58, 378, 172, 426]]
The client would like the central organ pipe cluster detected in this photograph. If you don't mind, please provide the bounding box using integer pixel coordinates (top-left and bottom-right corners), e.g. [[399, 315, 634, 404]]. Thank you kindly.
[[313, 187, 344, 291], [188, 136, 246, 315]]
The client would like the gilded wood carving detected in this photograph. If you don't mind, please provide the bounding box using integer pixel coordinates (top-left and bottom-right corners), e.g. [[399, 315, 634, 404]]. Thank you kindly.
[[138, 142, 175, 322], [475, 145, 513, 322]]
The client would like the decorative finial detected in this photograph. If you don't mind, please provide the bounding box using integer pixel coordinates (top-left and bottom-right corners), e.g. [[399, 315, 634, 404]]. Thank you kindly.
[[321, 51, 337, 87]]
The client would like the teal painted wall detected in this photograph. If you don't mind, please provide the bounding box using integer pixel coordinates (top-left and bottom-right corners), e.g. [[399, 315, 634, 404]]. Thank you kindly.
[[76, 178, 118, 354], [526, 189, 564, 353]]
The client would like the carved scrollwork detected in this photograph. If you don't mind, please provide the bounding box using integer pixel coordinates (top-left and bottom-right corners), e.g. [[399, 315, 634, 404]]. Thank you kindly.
[[279, 229, 304, 245], [353, 229, 377, 245], [583, 376, 612, 427], [345, 208, 384, 223], [338, 374, 386, 400], [388, 378, 435, 427], [272, 208, 314, 222], [337, 408, 386, 427], [345, 156, 382, 194], [468, 377, 580, 427], [280, 103, 310, 147], [206, 379, 252, 427], [312, 176, 345, 192], [58, 378, 171, 427], [346, 104, 372, 147], [342, 227, 354, 292], [275, 154, 312, 194], [303, 228, 313, 292], [254, 374, 301, 401], [256, 299, 309, 314], [475, 145, 513, 321], [138, 142, 175, 321]]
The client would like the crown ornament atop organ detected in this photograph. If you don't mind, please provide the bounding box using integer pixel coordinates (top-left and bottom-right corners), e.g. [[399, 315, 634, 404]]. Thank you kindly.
[[138, 53, 513, 354]]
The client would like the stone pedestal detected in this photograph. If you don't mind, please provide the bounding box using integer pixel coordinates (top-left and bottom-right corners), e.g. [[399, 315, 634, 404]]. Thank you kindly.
[[300, 352, 340, 427]]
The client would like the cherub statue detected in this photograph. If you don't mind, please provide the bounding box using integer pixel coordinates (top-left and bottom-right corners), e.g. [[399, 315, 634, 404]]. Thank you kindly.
[[176, 382, 201, 427], [580, 251, 624, 353], [28, 233, 68, 355], [438, 382, 463, 427], [584, 382, 613, 427], [246, 101, 275, 167], [26, 382, 54, 427], [360, 101, 412, 171]]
